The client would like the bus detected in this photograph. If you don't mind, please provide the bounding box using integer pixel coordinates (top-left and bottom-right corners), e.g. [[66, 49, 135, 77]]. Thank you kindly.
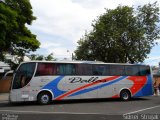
[[9, 61, 154, 105]]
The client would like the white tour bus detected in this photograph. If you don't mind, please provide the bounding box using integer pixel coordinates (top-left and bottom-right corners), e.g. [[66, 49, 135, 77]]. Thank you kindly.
[[9, 61, 153, 104]]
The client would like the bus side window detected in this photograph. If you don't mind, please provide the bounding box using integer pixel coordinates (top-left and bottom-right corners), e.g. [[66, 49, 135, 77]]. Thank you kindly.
[[56, 64, 76, 75], [56, 64, 66, 75], [76, 64, 92, 75], [65, 64, 76, 75], [93, 65, 99, 75], [110, 65, 125, 76], [92, 65, 106, 75], [76, 64, 82, 75], [125, 66, 139, 76], [139, 66, 150, 76], [104, 65, 110, 75], [35, 63, 55, 76]]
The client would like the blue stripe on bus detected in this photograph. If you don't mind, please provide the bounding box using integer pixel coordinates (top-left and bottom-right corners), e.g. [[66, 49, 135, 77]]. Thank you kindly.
[[42, 76, 67, 98], [69, 76, 127, 97], [133, 75, 153, 97]]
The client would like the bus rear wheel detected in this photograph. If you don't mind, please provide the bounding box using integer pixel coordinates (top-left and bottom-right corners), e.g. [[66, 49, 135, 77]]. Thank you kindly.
[[37, 92, 52, 105], [120, 90, 131, 101]]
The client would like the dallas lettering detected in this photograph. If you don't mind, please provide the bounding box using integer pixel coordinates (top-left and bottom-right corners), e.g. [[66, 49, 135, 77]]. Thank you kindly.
[[69, 77, 99, 83]]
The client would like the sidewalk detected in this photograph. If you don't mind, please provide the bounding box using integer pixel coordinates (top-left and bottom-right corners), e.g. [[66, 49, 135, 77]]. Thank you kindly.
[[0, 93, 9, 101]]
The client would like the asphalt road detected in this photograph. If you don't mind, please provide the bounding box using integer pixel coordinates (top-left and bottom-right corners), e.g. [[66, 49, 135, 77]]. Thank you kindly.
[[0, 95, 160, 120]]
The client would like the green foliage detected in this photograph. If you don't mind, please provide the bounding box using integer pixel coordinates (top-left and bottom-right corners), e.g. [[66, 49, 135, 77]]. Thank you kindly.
[[0, 0, 40, 62], [29, 54, 44, 61], [45, 53, 56, 61], [29, 53, 56, 61], [75, 2, 160, 63]]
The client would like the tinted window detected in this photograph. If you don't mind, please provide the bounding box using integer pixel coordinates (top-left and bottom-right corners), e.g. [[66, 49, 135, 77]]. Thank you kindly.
[[13, 63, 36, 89], [76, 64, 92, 75], [93, 65, 109, 75], [139, 66, 150, 76], [110, 65, 125, 76], [65, 64, 76, 75], [36, 63, 55, 76], [56, 64, 65, 75], [56, 64, 76, 75], [93, 65, 103, 75], [105, 65, 110, 75], [125, 66, 139, 76]]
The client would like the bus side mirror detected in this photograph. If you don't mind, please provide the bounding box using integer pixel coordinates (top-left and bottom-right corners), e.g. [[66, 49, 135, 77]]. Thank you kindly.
[[1, 70, 13, 80]]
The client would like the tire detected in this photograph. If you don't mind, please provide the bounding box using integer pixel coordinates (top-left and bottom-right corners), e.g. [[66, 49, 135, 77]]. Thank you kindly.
[[120, 90, 131, 101], [37, 92, 51, 105]]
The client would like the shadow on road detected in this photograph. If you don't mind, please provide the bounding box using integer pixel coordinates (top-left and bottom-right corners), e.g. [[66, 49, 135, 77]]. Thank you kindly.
[[0, 97, 151, 107], [52, 97, 150, 104]]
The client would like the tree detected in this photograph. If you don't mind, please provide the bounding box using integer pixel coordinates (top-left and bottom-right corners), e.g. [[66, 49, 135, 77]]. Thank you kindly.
[[0, 0, 40, 62], [29, 54, 44, 61], [75, 2, 160, 63], [29, 53, 56, 61], [45, 53, 56, 61]]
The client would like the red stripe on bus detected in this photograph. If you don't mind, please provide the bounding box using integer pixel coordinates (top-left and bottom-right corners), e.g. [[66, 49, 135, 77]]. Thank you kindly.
[[127, 76, 147, 95], [110, 76, 147, 98], [55, 76, 120, 100], [111, 95, 119, 98]]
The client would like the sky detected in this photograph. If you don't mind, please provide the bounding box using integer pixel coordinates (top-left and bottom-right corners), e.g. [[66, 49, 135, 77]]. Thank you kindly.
[[28, 0, 160, 66]]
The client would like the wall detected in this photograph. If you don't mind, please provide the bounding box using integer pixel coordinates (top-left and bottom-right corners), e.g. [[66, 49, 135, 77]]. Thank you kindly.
[[0, 76, 12, 93]]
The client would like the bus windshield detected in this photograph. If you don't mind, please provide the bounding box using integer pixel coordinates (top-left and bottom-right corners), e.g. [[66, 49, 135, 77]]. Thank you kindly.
[[12, 62, 36, 89]]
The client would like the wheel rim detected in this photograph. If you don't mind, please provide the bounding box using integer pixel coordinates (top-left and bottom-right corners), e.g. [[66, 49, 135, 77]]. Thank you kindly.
[[41, 95, 49, 104], [122, 92, 129, 100]]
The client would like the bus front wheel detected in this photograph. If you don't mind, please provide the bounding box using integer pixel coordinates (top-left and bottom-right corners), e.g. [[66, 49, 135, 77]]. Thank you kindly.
[[120, 90, 131, 101], [37, 92, 52, 105]]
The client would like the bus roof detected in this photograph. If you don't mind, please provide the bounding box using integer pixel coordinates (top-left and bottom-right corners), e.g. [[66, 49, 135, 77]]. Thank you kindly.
[[20, 61, 149, 66]]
